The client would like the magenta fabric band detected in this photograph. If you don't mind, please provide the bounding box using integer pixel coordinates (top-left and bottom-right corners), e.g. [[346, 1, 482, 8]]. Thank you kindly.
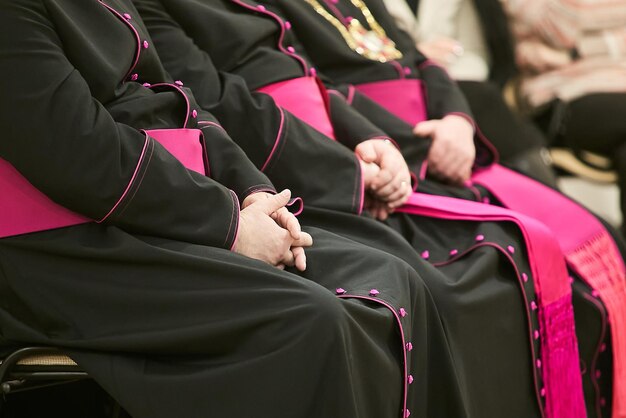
[[397, 192, 585, 418], [0, 129, 205, 239], [257, 77, 336, 140], [144, 128, 206, 175], [472, 165, 626, 418], [355, 79, 428, 126], [0, 158, 91, 238]]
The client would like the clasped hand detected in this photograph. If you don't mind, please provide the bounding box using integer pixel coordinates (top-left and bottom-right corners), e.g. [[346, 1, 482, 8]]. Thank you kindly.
[[355, 139, 412, 220], [233, 190, 313, 271]]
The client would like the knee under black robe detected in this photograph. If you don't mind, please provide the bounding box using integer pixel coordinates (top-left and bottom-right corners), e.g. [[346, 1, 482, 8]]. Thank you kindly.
[[0, 1, 469, 417]]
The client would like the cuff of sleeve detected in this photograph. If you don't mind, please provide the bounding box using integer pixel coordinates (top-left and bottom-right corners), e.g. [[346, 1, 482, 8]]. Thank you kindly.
[[239, 184, 277, 204], [227, 189, 242, 252], [445, 112, 499, 166]]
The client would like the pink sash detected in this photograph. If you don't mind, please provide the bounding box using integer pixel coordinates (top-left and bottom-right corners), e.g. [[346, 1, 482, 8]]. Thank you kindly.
[[396, 193, 584, 418], [258, 77, 336, 140], [354, 76, 624, 418], [472, 165, 626, 418], [266, 75, 586, 417], [0, 128, 205, 238], [355, 78, 428, 125]]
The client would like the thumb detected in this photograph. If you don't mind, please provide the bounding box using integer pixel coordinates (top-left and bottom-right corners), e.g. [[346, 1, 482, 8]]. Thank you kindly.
[[258, 189, 291, 215], [413, 120, 437, 137], [355, 142, 377, 163]]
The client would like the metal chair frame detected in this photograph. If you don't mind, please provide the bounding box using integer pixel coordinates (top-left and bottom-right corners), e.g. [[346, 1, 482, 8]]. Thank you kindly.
[[0, 347, 88, 396]]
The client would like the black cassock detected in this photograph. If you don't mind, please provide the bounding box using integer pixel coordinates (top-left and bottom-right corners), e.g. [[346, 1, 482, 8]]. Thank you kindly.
[[130, 0, 590, 417], [0, 1, 471, 417], [133, 1, 624, 417]]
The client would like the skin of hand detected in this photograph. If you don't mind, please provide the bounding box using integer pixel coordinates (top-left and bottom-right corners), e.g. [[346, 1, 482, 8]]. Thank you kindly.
[[414, 115, 476, 186], [359, 159, 389, 220], [355, 139, 412, 220], [417, 36, 465, 69], [235, 190, 313, 271], [517, 40, 571, 73]]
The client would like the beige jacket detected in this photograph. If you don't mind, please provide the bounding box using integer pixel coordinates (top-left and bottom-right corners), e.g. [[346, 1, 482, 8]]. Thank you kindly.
[[504, 0, 626, 107]]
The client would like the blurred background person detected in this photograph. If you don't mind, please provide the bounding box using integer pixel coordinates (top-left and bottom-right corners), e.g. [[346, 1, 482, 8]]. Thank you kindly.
[[383, 0, 558, 187]]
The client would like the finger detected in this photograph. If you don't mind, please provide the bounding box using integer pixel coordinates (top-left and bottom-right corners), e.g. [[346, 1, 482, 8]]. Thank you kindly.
[[276, 264, 286, 270], [429, 149, 459, 179], [377, 206, 390, 221], [385, 180, 410, 205], [376, 171, 405, 199], [370, 169, 393, 191], [275, 208, 301, 240], [370, 201, 389, 220], [440, 153, 467, 183], [413, 120, 438, 137], [292, 246, 307, 272], [292, 231, 313, 247], [355, 142, 377, 163], [257, 189, 291, 215], [281, 249, 295, 267]]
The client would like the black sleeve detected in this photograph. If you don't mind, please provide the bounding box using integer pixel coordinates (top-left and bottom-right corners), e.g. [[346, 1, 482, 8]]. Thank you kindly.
[[327, 90, 393, 149], [417, 58, 475, 121], [135, 0, 366, 214], [0, 0, 243, 249]]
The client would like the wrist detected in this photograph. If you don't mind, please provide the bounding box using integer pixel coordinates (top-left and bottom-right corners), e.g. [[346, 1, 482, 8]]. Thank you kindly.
[[443, 114, 475, 135]]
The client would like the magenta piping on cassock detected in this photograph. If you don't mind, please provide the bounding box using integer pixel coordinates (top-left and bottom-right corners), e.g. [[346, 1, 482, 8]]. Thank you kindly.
[[337, 294, 410, 418], [432, 240, 544, 402], [259, 76, 370, 214], [230, 0, 309, 74], [287, 197, 304, 216], [582, 292, 609, 418], [259, 105, 286, 172], [148, 83, 192, 127], [396, 192, 586, 418], [98, 134, 151, 222], [197, 120, 229, 178], [99, 1, 142, 82], [227, 189, 241, 251]]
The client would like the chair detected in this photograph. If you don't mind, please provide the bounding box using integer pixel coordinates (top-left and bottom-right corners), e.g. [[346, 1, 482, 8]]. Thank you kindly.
[[550, 148, 617, 183], [0, 347, 87, 396]]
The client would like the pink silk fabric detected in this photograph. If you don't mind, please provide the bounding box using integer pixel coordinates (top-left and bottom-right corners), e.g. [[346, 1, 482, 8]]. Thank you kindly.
[[258, 77, 336, 140], [355, 78, 428, 125], [0, 128, 205, 238]]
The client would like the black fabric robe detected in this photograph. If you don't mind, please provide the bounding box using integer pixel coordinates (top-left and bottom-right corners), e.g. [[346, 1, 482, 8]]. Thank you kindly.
[[0, 1, 468, 417], [138, 1, 618, 416], [130, 0, 576, 416], [253, 1, 620, 416]]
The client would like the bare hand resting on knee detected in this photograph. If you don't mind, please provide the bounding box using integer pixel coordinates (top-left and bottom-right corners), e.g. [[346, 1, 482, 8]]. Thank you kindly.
[[414, 115, 476, 186], [234, 190, 313, 271]]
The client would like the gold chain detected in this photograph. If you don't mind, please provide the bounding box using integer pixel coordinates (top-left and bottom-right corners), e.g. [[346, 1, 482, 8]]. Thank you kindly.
[[303, 0, 403, 63], [349, 0, 386, 39], [304, 0, 360, 52]]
